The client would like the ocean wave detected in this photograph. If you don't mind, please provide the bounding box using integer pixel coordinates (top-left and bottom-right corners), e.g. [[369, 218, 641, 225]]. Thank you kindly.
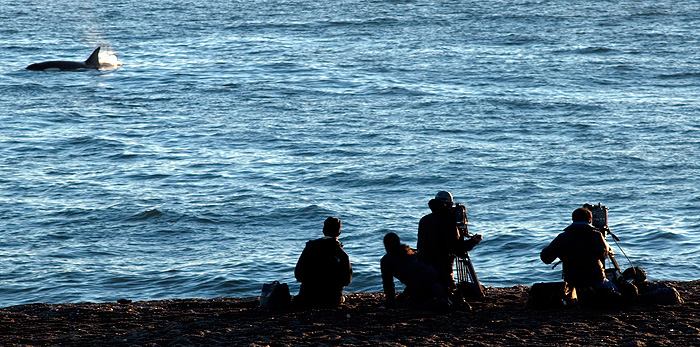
[[657, 72, 700, 80], [571, 47, 617, 54], [127, 208, 164, 221]]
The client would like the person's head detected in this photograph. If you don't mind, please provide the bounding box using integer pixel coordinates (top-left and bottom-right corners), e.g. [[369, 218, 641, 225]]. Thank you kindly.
[[572, 207, 593, 223], [434, 190, 453, 206], [383, 232, 400, 251], [383, 232, 414, 256], [323, 217, 341, 237]]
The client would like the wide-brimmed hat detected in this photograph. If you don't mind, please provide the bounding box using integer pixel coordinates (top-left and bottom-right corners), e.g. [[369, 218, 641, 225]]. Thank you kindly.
[[435, 190, 453, 205]]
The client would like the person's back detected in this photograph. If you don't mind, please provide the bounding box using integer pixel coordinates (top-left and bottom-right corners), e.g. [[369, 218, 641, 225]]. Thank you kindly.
[[417, 192, 460, 291], [417, 199, 458, 266], [382, 251, 435, 289], [381, 232, 443, 309], [541, 208, 609, 290], [294, 217, 352, 307]]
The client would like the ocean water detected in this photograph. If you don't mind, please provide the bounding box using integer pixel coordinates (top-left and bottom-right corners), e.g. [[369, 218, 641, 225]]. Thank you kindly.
[[0, 0, 698, 307]]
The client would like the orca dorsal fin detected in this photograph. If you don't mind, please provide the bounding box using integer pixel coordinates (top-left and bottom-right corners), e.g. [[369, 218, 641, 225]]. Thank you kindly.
[[84, 47, 101, 67]]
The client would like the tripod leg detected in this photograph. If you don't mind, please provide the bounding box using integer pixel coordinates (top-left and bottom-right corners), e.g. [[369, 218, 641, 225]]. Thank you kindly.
[[460, 254, 485, 298]]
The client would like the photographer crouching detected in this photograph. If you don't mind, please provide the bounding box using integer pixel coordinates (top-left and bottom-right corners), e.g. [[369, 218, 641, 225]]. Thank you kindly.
[[540, 207, 619, 303]]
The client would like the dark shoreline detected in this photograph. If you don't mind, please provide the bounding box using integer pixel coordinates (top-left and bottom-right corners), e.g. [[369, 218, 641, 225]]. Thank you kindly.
[[1, 280, 698, 346]]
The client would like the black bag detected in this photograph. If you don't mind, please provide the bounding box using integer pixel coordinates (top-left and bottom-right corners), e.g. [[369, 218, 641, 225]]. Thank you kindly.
[[529, 282, 577, 309], [638, 282, 684, 305], [260, 281, 291, 310]]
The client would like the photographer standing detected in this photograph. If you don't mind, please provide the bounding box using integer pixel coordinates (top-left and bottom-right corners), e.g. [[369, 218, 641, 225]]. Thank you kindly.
[[417, 191, 482, 293], [540, 207, 617, 292]]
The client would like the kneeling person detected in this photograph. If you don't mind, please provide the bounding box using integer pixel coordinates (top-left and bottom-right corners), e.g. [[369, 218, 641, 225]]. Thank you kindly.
[[540, 207, 616, 293], [381, 232, 445, 309]]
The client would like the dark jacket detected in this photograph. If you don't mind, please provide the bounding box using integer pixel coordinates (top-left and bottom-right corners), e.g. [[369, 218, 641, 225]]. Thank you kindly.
[[417, 199, 461, 268], [295, 237, 352, 307], [540, 222, 610, 289], [381, 251, 439, 307]]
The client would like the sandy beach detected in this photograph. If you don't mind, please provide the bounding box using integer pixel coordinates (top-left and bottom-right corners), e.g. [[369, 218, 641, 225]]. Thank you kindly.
[[0, 280, 697, 346]]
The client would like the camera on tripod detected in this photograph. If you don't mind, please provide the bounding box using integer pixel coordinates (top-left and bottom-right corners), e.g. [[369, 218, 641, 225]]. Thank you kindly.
[[584, 202, 611, 235], [582, 203, 642, 286]]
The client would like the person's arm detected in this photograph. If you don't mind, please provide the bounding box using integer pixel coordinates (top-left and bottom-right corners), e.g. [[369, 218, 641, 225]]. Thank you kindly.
[[344, 256, 353, 286], [417, 217, 427, 252], [599, 235, 611, 263], [540, 235, 561, 264], [381, 256, 396, 308], [294, 245, 310, 282], [338, 246, 353, 286], [459, 234, 483, 255]]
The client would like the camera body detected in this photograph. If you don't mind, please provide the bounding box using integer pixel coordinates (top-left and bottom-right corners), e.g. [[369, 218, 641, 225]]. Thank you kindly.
[[583, 203, 610, 235], [454, 203, 468, 238]]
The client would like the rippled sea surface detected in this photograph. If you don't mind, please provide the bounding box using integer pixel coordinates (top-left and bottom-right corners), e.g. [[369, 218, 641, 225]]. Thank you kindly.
[[0, 0, 698, 307]]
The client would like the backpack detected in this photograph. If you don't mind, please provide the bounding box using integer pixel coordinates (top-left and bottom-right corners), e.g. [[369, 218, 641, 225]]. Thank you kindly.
[[260, 281, 291, 310]]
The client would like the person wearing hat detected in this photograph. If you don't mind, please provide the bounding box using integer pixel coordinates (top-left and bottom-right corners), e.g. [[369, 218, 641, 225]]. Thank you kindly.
[[417, 191, 482, 293], [294, 217, 353, 307]]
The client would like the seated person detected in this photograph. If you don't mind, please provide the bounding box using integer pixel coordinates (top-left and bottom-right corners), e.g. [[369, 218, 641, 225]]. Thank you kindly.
[[381, 232, 445, 309], [294, 217, 352, 307], [540, 207, 617, 294]]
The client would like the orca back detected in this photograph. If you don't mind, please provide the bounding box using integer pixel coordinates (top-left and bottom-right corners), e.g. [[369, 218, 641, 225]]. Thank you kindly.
[[26, 47, 102, 71], [26, 61, 88, 71]]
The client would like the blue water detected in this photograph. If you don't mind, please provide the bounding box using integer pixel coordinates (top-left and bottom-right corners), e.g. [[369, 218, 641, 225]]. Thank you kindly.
[[1, 0, 698, 307]]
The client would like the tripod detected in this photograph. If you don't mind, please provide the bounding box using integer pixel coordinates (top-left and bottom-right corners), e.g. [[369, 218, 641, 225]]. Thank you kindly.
[[455, 252, 485, 298], [601, 226, 637, 284], [454, 203, 485, 298], [584, 203, 637, 284]]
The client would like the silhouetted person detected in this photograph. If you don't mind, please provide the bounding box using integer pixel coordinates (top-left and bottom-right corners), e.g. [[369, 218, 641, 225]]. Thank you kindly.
[[381, 232, 446, 309], [294, 217, 352, 307], [417, 191, 481, 293], [541, 207, 617, 293]]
